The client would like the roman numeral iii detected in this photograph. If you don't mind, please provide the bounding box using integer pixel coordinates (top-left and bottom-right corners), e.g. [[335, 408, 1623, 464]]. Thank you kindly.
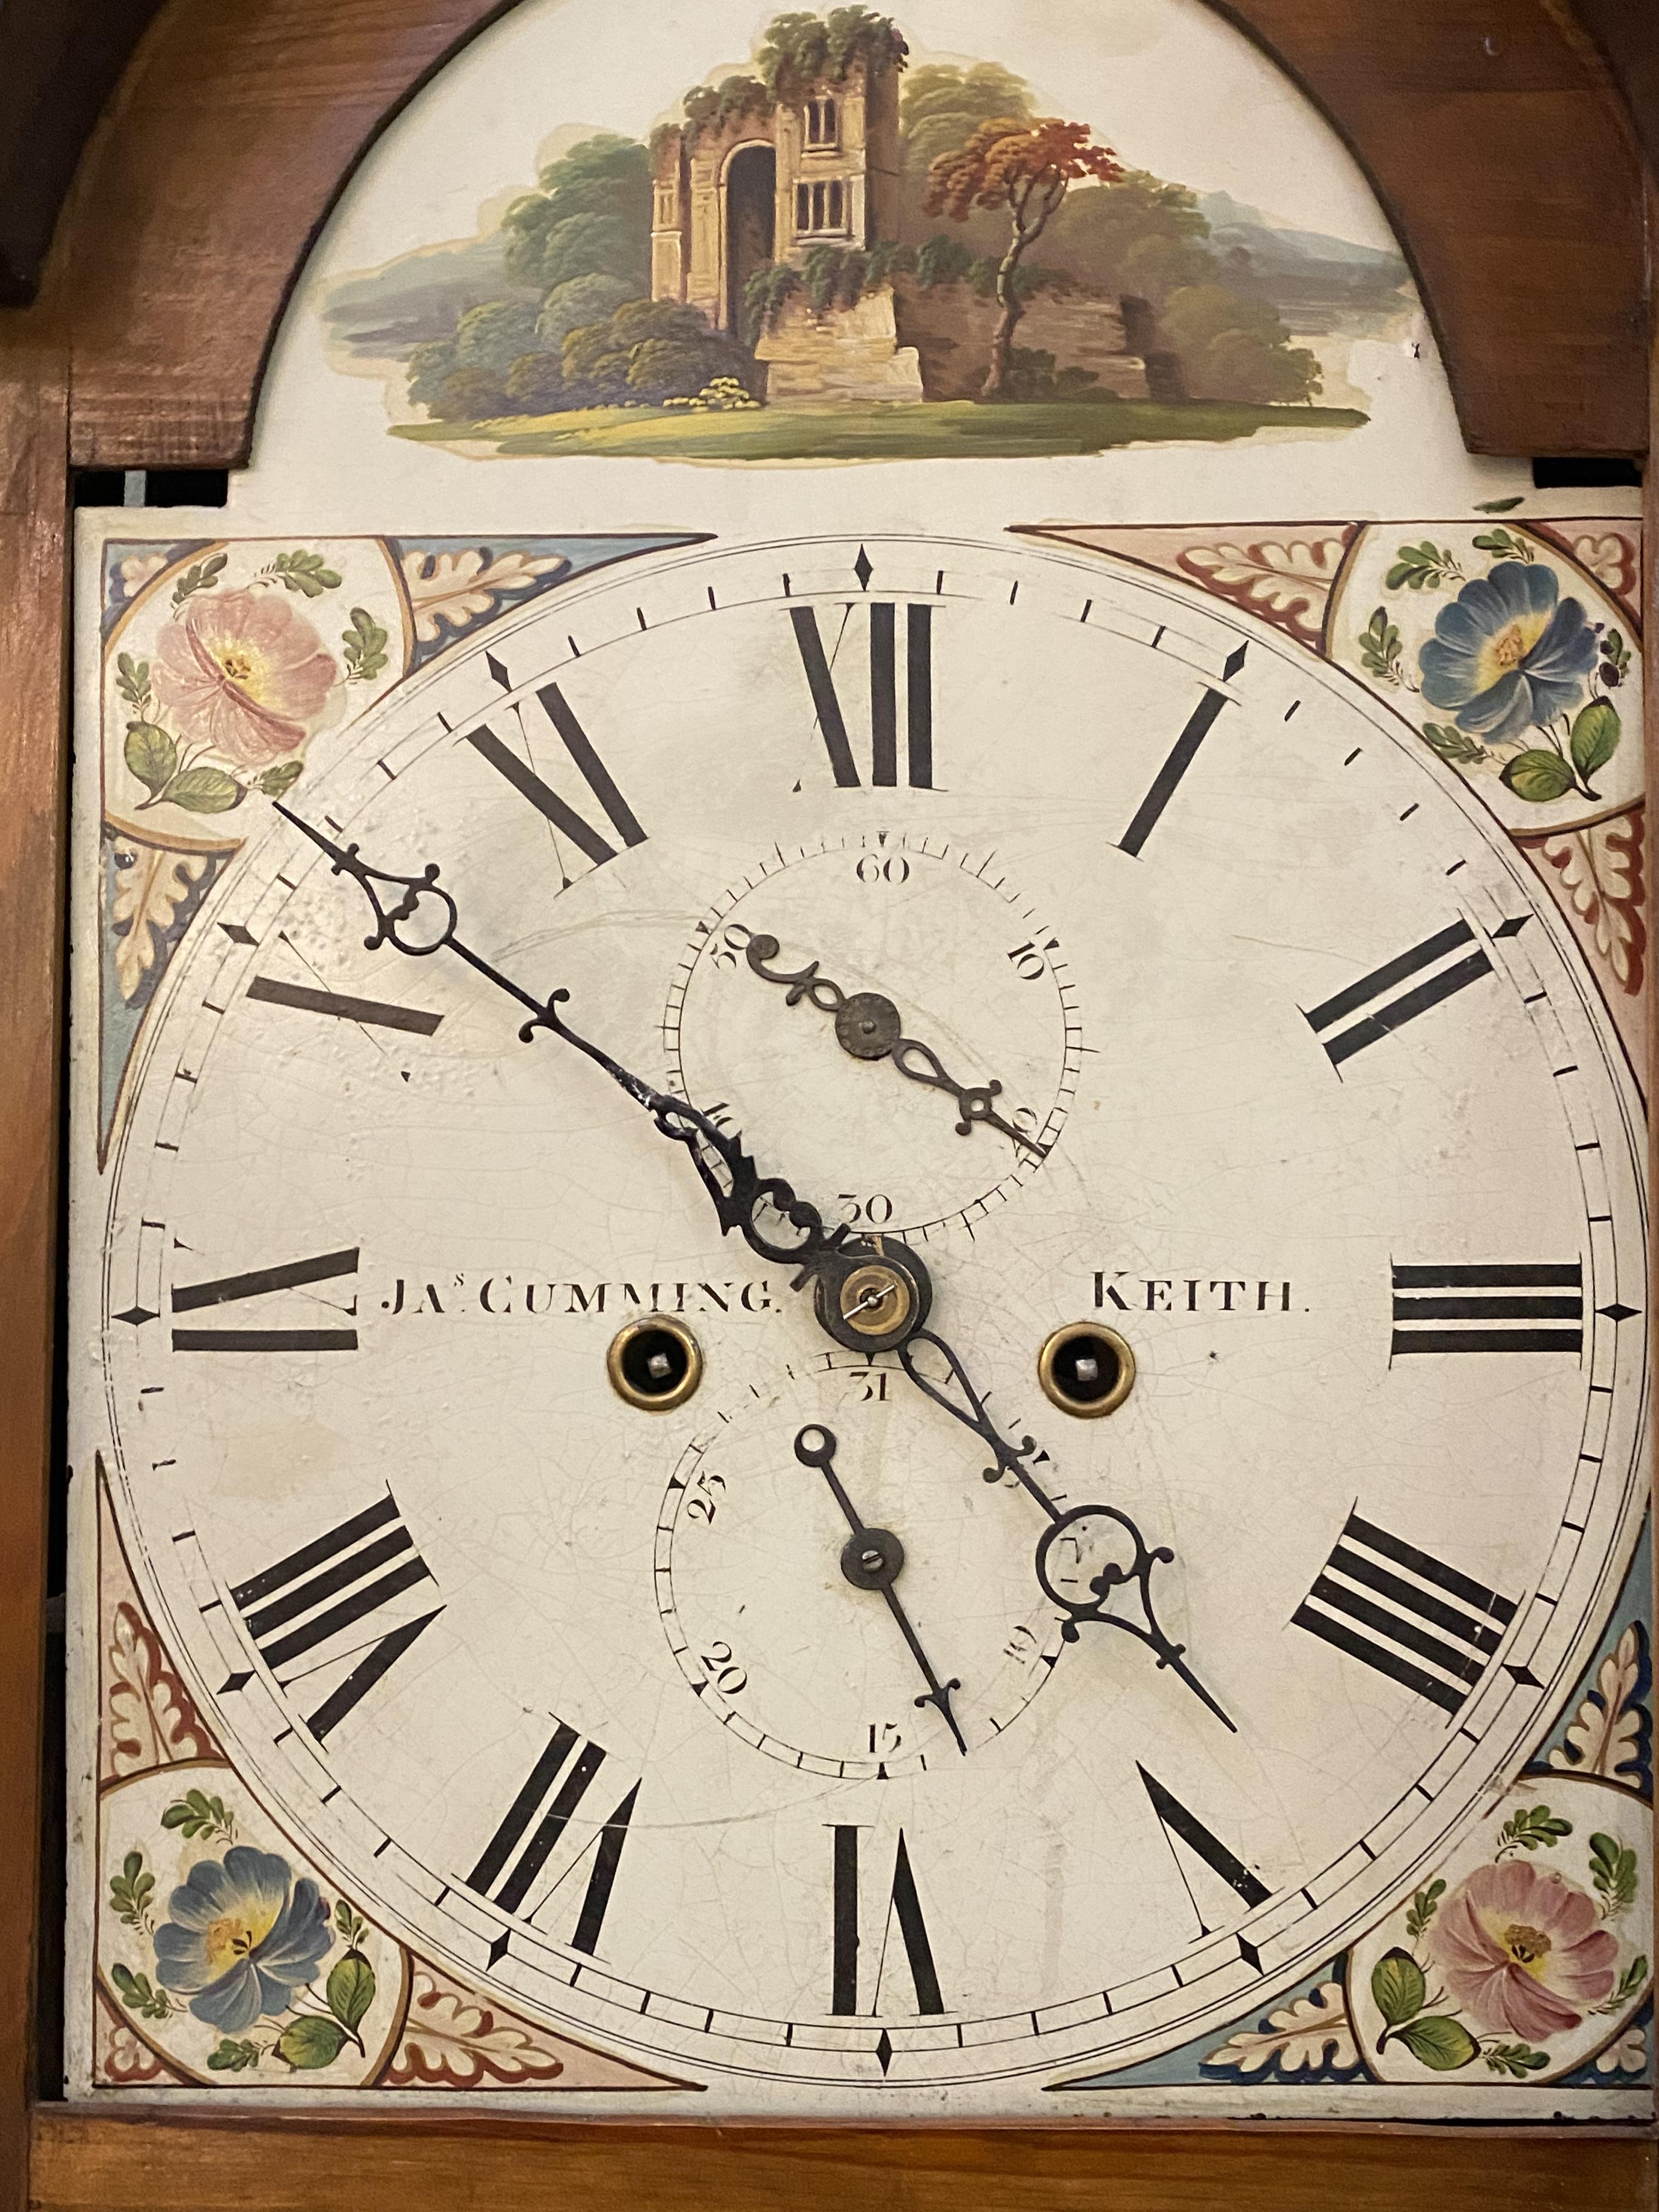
[[1303, 919, 1493, 1067], [1391, 1262, 1583, 1355], [1293, 1510, 1516, 1716], [831, 1827, 943, 2015], [790, 602, 934, 788], [171, 1246, 359, 1353], [230, 1493, 441, 1739], [467, 1723, 640, 1955]]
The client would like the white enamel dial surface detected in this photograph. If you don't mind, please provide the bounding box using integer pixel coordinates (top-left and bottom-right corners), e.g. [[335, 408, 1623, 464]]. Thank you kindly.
[[95, 535, 1647, 2106]]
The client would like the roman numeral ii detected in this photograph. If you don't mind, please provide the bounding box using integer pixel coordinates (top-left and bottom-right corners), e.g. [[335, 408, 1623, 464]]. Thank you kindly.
[[1303, 919, 1493, 1068], [1293, 1509, 1516, 1716]]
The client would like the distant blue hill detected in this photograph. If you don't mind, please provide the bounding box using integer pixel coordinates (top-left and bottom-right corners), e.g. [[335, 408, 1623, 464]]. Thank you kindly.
[[1195, 191, 1413, 332]]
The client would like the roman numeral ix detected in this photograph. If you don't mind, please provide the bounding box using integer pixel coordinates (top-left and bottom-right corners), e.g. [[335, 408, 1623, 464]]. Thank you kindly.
[[1293, 1510, 1516, 1717], [230, 1493, 441, 1740], [171, 1246, 358, 1352], [1391, 1262, 1584, 1356], [1304, 919, 1493, 1068], [467, 1724, 640, 1957], [790, 601, 934, 789]]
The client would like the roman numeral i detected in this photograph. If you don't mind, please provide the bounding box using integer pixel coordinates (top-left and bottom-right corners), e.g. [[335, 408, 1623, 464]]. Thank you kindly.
[[1293, 1509, 1516, 1717], [230, 1493, 441, 1740]]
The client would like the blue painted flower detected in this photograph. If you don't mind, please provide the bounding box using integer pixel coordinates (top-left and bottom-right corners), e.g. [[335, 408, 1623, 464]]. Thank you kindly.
[[1419, 561, 1597, 744], [153, 1846, 332, 2033]]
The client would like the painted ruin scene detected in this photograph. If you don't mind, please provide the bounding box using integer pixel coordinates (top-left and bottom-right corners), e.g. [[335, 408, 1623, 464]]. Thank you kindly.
[[317, 2, 1414, 462]]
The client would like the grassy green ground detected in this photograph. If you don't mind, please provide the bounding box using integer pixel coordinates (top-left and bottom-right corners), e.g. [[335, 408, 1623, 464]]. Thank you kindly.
[[393, 397, 1368, 462]]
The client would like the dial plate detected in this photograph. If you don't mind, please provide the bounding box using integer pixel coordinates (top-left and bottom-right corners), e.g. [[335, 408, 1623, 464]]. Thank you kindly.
[[93, 536, 1647, 2101]]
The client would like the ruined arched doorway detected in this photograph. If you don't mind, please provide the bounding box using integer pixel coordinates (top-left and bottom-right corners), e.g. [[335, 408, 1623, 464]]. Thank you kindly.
[[724, 142, 776, 337]]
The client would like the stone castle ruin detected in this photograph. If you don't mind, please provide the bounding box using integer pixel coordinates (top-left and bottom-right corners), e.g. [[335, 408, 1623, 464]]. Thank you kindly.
[[650, 50, 1153, 406]]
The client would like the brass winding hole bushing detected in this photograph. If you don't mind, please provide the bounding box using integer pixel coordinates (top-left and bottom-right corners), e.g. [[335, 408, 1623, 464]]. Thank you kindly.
[[1037, 1321, 1135, 1418], [606, 1316, 704, 1411]]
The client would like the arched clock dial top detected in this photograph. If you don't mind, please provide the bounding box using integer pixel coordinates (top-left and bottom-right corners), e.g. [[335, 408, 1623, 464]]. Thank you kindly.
[[95, 535, 1646, 2095]]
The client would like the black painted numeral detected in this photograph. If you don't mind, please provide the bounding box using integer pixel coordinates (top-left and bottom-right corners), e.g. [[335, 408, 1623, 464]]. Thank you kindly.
[[1293, 1510, 1516, 1716], [469, 1724, 640, 1954], [171, 1246, 358, 1353], [1304, 919, 1493, 1067], [789, 603, 933, 788], [1391, 1262, 1583, 1356], [246, 977, 443, 1036], [1119, 687, 1231, 856], [1138, 1766, 1269, 1915], [230, 1493, 441, 1739], [464, 681, 646, 867], [831, 1827, 943, 2015]]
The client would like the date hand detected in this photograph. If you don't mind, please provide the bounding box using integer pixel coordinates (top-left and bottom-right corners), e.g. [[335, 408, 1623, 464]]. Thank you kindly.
[[896, 1328, 1234, 1732], [793, 1424, 967, 1756], [276, 807, 929, 1345], [744, 933, 1048, 1158]]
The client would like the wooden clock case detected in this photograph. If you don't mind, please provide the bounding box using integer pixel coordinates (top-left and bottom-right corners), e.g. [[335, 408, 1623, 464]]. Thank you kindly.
[[1, 1, 1655, 2204]]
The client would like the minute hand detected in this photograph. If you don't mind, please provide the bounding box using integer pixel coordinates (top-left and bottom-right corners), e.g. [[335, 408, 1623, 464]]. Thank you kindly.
[[896, 1325, 1234, 1731], [275, 807, 881, 1301]]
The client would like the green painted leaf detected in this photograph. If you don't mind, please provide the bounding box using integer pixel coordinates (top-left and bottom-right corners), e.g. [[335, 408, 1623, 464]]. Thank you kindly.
[[1570, 698, 1621, 779], [342, 606, 389, 683], [1371, 1947, 1425, 2028], [207, 2038, 261, 2072], [268, 549, 342, 597], [165, 766, 245, 814], [123, 721, 178, 795], [1500, 749, 1576, 804], [110, 1963, 143, 2004], [171, 552, 228, 607], [257, 759, 304, 797], [274, 2015, 351, 2070], [1421, 723, 1485, 766], [1483, 2041, 1550, 2076], [326, 1951, 376, 2034], [1394, 2015, 1479, 2070], [1475, 496, 1525, 514]]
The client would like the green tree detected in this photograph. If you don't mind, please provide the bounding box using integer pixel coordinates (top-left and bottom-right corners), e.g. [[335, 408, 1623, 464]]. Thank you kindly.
[[454, 297, 543, 374], [1156, 283, 1321, 402], [926, 117, 1123, 397], [756, 10, 907, 104], [500, 134, 652, 294], [901, 62, 1030, 173], [1046, 170, 1215, 302], [535, 273, 636, 353]]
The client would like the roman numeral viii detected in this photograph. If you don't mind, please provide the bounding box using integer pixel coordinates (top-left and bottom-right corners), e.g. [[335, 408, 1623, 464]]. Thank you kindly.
[[467, 1724, 640, 1957], [831, 1827, 943, 2016], [462, 681, 646, 870], [1391, 1262, 1583, 1356], [171, 1246, 358, 1353], [1293, 1510, 1516, 1716], [790, 603, 934, 788], [1304, 919, 1493, 1068], [230, 1493, 441, 1740]]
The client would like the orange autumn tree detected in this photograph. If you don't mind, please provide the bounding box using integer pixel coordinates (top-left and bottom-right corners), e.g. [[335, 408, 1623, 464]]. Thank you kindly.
[[924, 117, 1122, 399]]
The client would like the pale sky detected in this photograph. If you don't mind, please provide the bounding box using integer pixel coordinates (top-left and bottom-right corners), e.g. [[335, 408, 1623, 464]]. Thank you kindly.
[[317, 0, 1400, 278]]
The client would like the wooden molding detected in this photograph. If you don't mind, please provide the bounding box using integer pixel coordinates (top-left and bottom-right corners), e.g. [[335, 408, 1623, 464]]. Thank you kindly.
[[22, 0, 1651, 465], [26, 2110, 1659, 2211]]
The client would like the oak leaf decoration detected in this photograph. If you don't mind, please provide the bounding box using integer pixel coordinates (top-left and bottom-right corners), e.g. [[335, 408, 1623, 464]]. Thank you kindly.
[[1204, 1980, 1359, 2076]]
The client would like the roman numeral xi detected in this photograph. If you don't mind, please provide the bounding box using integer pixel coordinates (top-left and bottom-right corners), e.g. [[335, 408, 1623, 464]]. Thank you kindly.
[[230, 1493, 441, 1740], [1293, 1510, 1516, 1717], [1391, 1262, 1583, 1356]]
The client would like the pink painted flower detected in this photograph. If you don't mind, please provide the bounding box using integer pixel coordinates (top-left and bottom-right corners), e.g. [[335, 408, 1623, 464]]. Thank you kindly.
[[153, 587, 336, 768], [1429, 1859, 1617, 2039]]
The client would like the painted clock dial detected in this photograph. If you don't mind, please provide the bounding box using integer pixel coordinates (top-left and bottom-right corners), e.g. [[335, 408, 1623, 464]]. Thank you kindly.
[[93, 534, 1647, 2096]]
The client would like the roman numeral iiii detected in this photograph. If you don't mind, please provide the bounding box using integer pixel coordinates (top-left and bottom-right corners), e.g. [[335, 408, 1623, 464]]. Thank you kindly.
[[1391, 1262, 1583, 1356], [467, 1724, 640, 1956], [1293, 1510, 1516, 1716]]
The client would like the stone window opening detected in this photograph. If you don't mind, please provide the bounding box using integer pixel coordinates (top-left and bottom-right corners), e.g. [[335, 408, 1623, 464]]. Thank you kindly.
[[805, 95, 838, 148], [795, 177, 847, 234]]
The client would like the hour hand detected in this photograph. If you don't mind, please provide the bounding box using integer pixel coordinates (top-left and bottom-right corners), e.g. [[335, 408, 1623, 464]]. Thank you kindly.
[[744, 933, 1048, 1156]]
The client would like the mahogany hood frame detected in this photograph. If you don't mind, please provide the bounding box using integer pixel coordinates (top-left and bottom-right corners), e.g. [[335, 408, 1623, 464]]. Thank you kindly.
[[0, 2, 1654, 2207]]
